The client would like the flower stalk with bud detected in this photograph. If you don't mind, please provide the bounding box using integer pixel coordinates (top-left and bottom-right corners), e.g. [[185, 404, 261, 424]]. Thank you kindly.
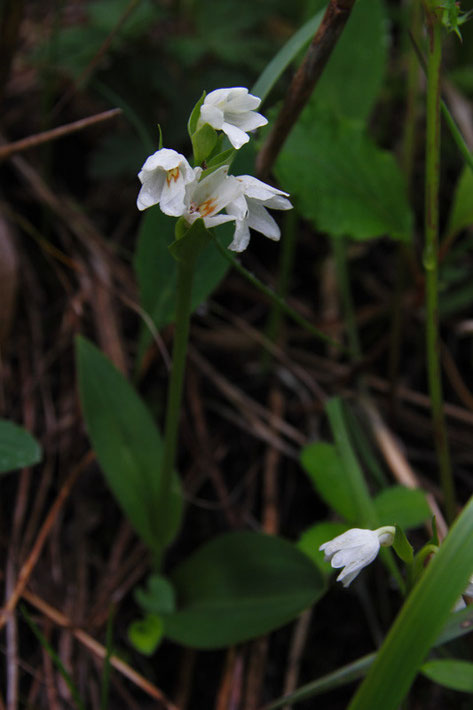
[[136, 88, 292, 521]]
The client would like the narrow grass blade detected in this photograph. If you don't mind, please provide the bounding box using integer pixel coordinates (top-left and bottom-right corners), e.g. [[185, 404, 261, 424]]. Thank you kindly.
[[252, 10, 325, 103], [348, 495, 473, 710]]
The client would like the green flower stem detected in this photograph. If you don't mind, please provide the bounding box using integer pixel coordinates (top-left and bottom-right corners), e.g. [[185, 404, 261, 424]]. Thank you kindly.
[[423, 16, 456, 524], [262, 209, 298, 369], [160, 257, 194, 504], [332, 236, 362, 362], [209, 231, 342, 350]]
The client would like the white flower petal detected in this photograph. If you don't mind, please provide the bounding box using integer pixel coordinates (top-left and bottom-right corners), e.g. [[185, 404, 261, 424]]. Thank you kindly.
[[221, 122, 250, 149], [228, 220, 251, 252], [247, 202, 280, 241], [318, 527, 394, 587], [198, 87, 266, 150], [200, 103, 224, 130]]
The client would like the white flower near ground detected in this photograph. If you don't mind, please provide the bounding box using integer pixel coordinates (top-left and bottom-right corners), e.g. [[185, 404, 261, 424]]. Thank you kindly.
[[137, 148, 196, 215], [225, 175, 293, 252], [199, 87, 268, 149], [184, 166, 244, 229], [319, 526, 395, 588]]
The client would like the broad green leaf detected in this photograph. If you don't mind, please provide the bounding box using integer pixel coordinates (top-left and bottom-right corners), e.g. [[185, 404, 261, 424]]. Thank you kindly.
[[313, 0, 387, 121], [275, 105, 413, 242], [135, 574, 176, 615], [134, 208, 232, 361], [373, 486, 431, 530], [348, 495, 473, 710], [163, 531, 324, 649], [300, 442, 357, 522], [0, 420, 42, 474], [76, 336, 182, 552], [422, 660, 473, 693], [297, 521, 348, 575], [169, 218, 212, 265], [445, 165, 473, 239], [128, 614, 164, 656]]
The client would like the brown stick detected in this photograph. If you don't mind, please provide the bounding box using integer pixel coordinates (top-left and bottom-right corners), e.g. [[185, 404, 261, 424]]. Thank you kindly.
[[256, 0, 356, 180], [21, 589, 178, 709], [0, 451, 94, 631], [0, 108, 122, 161]]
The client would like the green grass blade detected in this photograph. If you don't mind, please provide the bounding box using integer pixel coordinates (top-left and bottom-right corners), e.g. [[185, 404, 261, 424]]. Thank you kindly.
[[348, 495, 473, 710], [252, 10, 325, 103], [20, 604, 86, 710], [265, 605, 473, 708]]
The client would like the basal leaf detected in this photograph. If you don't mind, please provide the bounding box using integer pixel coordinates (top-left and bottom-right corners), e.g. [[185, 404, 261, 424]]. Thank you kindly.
[[275, 105, 413, 242], [445, 164, 473, 239], [422, 659, 473, 693], [163, 531, 324, 648], [0, 420, 42, 475], [76, 336, 182, 553]]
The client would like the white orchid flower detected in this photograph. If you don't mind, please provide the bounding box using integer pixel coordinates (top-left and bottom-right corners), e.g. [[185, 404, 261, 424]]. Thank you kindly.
[[319, 526, 395, 588], [137, 148, 196, 215], [184, 166, 244, 229], [199, 87, 268, 149], [225, 175, 293, 252]]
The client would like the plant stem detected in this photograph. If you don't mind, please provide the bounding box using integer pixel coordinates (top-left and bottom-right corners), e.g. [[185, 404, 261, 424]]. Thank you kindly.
[[210, 231, 342, 350], [332, 236, 361, 362], [423, 16, 456, 523], [161, 258, 194, 502]]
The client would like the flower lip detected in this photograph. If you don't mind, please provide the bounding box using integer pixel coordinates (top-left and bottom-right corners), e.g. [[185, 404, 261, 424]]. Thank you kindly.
[[137, 148, 197, 215]]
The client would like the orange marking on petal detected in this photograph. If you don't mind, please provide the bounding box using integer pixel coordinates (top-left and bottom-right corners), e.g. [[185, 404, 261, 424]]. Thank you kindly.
[[198, 198, 217, 217], [166, 167, 180, 186]]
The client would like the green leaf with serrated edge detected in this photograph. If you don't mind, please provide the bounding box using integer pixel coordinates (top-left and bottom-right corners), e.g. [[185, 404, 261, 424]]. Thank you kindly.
[[163, 531, 324, 649], [348, 495, 473, 710], [191, 123, 218, 166], [392, 524, 414, 564], [133, 209, 233, 364], [168, 218, 212, 266], [76, 336, 182, 553], [312, 0, 387, 122], [0, 420, 42, 474], [421, 660, 473, 693], [135, 574, 176, 615], [187, 91, 206, 137], [275, 105, 413, 242], [297, 521, 348, 576], [445, 164, 473, 239], [300, 442, 358, 523], [128, 614, 164, 656], [373, 486, 431, 530]]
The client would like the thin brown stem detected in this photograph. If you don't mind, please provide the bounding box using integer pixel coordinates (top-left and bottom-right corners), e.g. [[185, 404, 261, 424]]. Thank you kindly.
[[256, 0, 356, 179]]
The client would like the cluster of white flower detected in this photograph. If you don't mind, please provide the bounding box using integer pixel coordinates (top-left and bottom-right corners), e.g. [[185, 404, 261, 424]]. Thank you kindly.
[[137, 87, 292, 252]]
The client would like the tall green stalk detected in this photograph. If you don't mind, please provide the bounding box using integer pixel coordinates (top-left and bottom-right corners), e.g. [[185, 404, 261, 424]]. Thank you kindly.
[[160, 258, 194, 504], [423, 12, 456, 523]]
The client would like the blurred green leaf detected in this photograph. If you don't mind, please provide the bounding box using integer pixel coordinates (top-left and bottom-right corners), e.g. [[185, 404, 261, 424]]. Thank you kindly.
[[313, 0, 387, 121], [422, 659, 473, 693], [373, 486, 431, 530], [300, 442, 357, 522], [135, 574, 176, 615], [76, 336, 182, 553], [297, 521, 348, 575], [128, 614, 164, 656], [275, 105, 413, 242], [163, 531, 324, 649], [445, 164, 473, 239], [392, 525, 414, 564], [0, 420, 42, 475]]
